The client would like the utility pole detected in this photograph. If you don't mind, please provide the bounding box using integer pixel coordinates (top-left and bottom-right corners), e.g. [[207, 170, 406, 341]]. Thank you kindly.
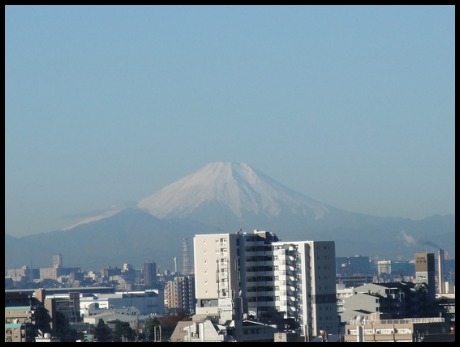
[[305, 324, 310, 342], [153, 325, 161, 342]]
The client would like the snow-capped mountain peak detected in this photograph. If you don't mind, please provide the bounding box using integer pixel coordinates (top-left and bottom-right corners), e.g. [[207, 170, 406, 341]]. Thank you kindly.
[[137, 161, 329, 220]]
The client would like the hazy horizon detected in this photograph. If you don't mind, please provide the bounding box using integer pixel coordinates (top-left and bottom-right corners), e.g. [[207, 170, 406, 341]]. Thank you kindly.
[[6, 5, 454, 237]]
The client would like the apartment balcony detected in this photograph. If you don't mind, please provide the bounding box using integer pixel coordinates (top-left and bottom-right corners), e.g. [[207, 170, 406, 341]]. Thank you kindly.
[[246, 292, 275, 299], [245, 261, 260, 267], [246, 280, 275, 287], [287, 275, 300, 283], [288, 254, 296, 260], [288, 296, 299, 302], [288, 306, 300, 313], [287, 285, 297, 293]]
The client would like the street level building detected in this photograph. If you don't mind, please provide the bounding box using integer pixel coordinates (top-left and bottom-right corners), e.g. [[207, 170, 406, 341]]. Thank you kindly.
[[344, 314, 453, 342]]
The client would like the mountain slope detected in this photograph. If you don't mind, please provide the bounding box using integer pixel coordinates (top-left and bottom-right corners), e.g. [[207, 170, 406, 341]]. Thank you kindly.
[[5, 208, 218, 271], [137, 161, 454, 259], [5, 162, 455, 271], [138, 162, 330, 219]]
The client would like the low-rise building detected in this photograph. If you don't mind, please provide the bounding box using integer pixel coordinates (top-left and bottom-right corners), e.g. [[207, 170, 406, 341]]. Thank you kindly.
[[170, 316, 278, 342], [344, 313, 453, 342], [340, 282, 436, 323], [83, 310, 139, 331], [170, 318, 228, 342], [164, 274, 195, 314], [5, 323, 30, 342], [35, 331, 61, 342], [79, 289, 163, 317], [5, 291, 51, 340]]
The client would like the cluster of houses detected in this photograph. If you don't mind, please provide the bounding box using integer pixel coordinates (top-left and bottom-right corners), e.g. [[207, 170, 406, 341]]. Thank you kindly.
[[5, 230, 455, 342]]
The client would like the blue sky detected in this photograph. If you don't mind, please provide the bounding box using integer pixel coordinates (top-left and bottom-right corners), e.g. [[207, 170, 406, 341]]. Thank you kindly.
[[6, 5, 455, 237]]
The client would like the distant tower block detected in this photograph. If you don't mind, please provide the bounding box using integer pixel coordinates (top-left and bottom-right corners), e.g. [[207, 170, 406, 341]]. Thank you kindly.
[[438, 249, 445, 294], [174, 257, 177, 273], [415, 252, 436, 303], [53, 254, 62, 268], [143, 261, 157, 289], [182, 238, 193, 275]]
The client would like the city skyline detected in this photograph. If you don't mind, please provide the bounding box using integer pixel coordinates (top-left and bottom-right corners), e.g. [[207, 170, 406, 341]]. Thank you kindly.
[[6, 5, 454, 237]]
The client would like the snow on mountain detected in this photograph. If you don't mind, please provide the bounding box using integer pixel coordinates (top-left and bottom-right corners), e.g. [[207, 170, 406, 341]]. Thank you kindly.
[[6, 162, 455, 270], [63, 207, 123, 231], [137, 161, 330, 221]]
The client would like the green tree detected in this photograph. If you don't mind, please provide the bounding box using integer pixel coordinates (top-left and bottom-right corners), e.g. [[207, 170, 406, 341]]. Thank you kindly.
[[144, 317, 160, 341], [53, 311, 69, 339], [94, 319, 111, 342], [113, 320, 135, 342]]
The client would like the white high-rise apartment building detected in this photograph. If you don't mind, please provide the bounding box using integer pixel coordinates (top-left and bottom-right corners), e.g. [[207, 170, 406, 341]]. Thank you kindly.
[[193, 230, 338, 338], [193, 232, 241, 324]]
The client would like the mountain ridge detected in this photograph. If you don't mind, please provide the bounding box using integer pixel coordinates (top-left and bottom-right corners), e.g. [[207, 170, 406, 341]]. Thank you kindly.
[[5, 162, 455, 271], [138, 161, 330, 220]]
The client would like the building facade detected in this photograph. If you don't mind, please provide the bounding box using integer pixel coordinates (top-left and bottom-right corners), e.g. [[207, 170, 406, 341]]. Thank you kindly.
[[53, 254, 63, 268], [164, 274, 195, 314], [193, 230, 338, 339], [143, 262, 157, 289], [340, 281, 439, 324], [336, 255, 371, 277], [5, 291, 51, 342], [437, 249, 445, 294], [344, 315, 453, 342], [414, 253, 436, 304], [270, 240, 337, 338]]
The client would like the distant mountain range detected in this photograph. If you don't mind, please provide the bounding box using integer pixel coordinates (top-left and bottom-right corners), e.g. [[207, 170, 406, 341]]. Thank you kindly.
[[5, 162, 455, 271]]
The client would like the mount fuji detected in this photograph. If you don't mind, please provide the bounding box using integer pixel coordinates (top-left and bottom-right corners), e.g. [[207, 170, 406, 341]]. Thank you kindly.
[[138, 161, 330, 228], [5, 162, 455, 271]]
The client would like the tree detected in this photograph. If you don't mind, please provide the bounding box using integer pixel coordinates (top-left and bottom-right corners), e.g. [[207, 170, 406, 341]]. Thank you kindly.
[[159, 313, 190, 341], [54, 311, 69, 340], [113, 320, 135, 342], [144, 317, 160, 341], [94, 319, 111, 342], [143, 313, 191, 341]]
